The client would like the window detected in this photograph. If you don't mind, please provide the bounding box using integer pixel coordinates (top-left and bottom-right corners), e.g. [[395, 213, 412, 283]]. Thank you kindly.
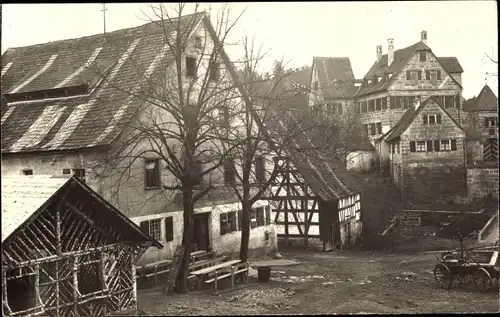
[[62, 168, 71, 175], [417, 70, 422, 80], [485, 117, 497, 128], [370, 123, 376, 136], [209, 62, 220, 81], [416, 141, 426, 152], [265, 206, 271, 225], [406, 71, 411, 80], [73, 168, 86, 183], [376, 122, 382, 135], [382, 97, 387, 109], [219, 106, 229, 127], [255, 156, 266, 183], [220, 211, 237, 235], [6, 271, 38, 313], [403, 96, 411, 109], [363, 124, 369, 137], [251, 207, 265, 229], [165, 217, 174, 242], [390, 96, 402, 109], [186, 56, 197, 78], [140, 218, 162, 241], [425, 70, 430, 80], [224, 158, 235, 185], [444, 96, 454, 108], [78, 253, 104, 295], [436, 70, 441, 80], [410, 141, 416, 152], [193, 159, 203, 186], [194, 36, 202, 48], [410, 71, 418, 81], [441, 139, 451, 151], [145, 159, 161, 189], [368, 99, 375, 112], [22, 169, 33, 175], [430, 70, 437, 81], [426, 140, 433, 152], [434, 140, 440, 152], [419, 52, 426, 61], [375, 98, 381, 111]]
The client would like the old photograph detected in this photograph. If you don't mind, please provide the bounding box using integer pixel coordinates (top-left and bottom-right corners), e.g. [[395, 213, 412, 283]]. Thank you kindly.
[[1, 1, 498, 316]]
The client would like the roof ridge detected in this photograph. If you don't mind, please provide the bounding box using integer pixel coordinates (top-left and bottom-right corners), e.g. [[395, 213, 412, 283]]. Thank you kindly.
[[3, 11, 205, 53]]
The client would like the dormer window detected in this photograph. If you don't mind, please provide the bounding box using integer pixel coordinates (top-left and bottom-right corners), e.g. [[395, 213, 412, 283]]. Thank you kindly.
[[419, 52, 427, 62], [4, 84, 89, 103], [194, 36, 203, 49]]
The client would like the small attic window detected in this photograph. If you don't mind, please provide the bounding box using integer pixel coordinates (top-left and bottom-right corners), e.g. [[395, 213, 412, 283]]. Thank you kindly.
[[4, 84, 89, 103], [194, 36, 203, 49]]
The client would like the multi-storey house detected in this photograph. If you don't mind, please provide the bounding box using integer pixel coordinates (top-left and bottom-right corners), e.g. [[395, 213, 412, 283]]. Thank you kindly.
[[354, 30, 464, 178], [462, 84, 498, 164], [308, 57, 376, 172], [1, 12, 276, 265]]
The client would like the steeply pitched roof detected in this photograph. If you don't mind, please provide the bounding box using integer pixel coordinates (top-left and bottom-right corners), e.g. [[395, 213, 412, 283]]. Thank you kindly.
[[464, 85, 498, 112], [356, 41, 463, 96], [270, 111, 361, 201], [384, 96, 464, 141], [1, 12, 205, 154], [312, 57, 357, 99], [1, 175, 163, 248]]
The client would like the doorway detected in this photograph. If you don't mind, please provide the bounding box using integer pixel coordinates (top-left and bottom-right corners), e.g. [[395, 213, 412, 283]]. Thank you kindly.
[[193, 213, 210, 251]]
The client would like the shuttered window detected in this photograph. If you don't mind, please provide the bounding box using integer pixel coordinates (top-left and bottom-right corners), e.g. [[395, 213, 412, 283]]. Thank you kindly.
[[445, 96, 454, 108], [434, 140, 440, 151], [451, 139, 457, 151], [165, 217, 174, 242], [376, 98, 381, 111], [426, 140, 433, 152], [423, 114, 428, 124], [410, 141, 416, 152], [437, 70, 441, 80], [425, 70, 430, 80], [382, 97, 387, 109], [417, 70, 422, 80], [437, 114, 442, 123]]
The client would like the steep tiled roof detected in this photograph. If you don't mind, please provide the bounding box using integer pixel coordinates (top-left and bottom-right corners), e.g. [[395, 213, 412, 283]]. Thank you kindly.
[[313, 57, 357, 99], [356, 41, 463, 96], [271, 112, 360, 201], [1, 12, 205, 154], [464, 85, 498, 112], [384, 96, 464, 141], [1, 175, 163, 248]]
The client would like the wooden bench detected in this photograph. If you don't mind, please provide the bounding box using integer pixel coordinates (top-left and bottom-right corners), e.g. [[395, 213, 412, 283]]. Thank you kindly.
[[188, 256, 227, 280], [203, 262, 249, 290], [190, 260, 245, 291], [190, 250, 215, 264], [136, 259, 172, 287]]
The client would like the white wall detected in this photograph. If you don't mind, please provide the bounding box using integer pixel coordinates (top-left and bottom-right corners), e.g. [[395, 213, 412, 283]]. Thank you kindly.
[[346, 151, 376, 172]]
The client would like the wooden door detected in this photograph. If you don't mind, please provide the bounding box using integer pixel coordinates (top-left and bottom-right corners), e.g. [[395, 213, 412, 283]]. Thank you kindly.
[[193, 213, 210, 251]]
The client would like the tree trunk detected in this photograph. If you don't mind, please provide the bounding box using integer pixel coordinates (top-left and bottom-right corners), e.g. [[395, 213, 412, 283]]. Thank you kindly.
[[239, 186, 251, 262], [175, 188, 194, 293]]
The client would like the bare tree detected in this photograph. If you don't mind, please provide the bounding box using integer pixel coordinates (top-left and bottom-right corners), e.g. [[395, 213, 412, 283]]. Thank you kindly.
[[89, 3, 253, 293]]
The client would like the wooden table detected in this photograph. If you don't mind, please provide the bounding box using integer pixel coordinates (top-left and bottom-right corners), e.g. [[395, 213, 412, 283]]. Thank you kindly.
[[190, 259, 241, 290]]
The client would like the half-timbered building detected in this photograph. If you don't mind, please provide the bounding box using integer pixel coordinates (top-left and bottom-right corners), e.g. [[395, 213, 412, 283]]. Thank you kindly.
[[1, 175, 162, 317]]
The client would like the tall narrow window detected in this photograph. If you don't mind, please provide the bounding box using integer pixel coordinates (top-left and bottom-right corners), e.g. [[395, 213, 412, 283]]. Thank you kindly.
[[434, 140, 440, 152], [220, 211, 237, 235], [194, 36, 202, 48], [445, 96, 454, 108], [437, 70, 441, 80], [255, 156, 266, 183], [376, 122, 382, 135], [209, 62, 220, 81], [416, 141, 426, 152], [145, 159, 161, 189], [73, 168, 86, 183], [370, 123, 376, 136], [410, 141, 416, 152], [165, 217, 174, 242], [368, 100, 375, 112], [425, 70, 430, 80], [417, 70, 422, 80], [382, 97, 387, 109], [186, 57, 197, 78], [375, 98, 381, 111], [419, 52, 427, 61], [224, 158, 235, 185]]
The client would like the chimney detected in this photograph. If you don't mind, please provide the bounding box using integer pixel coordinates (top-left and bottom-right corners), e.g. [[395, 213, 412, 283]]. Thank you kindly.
[[421, 30, 427, 45], [387, 38, 394, 66], [376, 45, 383, 62]]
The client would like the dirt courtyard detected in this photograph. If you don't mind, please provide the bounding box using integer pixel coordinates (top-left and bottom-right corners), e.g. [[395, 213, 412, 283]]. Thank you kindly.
[[137, 248, 499, 315]]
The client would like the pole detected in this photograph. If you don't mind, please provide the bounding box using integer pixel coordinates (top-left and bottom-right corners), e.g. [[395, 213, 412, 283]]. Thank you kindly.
[[101, 3, 108, 34]]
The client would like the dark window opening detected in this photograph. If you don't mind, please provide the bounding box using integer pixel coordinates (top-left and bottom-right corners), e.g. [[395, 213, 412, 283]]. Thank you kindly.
[[426, 140, 433, 152], [186, 57, 197, 78], [165, 217, 174, 242], [220, 211, 237, 235], [445, 96, 454, 108], [209, 62, 220, 81], [255, 156, 266, 183], [382, 97, 387, 109], [376, 122, 382, 135], [219, 107, 229, 127], [22, 169, 33, 176], [368, 100, 375, 112], [375, 98, 381, 111], [251, 207, 265, 229], [429, 115, 436, 124], [419, 52, 427, 62], [6, 272, 37, 313], [437, 70, 441, 80], [265, 206, 271, 225], [145, 159, 161, 189], [4, 84, 89, 103], [62, 168, 71, 175], [224, 159, 235, 185], [194, 36, 203, 48], [72, 168, 86, 183], [78, 256, 104, 295], [409, 141, 416, 152]]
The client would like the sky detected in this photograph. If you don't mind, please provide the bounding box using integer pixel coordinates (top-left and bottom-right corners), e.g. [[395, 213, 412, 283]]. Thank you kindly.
[[1, 2, 498, 98]]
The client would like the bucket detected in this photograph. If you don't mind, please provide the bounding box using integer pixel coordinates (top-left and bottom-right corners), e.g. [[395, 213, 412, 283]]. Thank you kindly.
[[257, 266, 271, 283]]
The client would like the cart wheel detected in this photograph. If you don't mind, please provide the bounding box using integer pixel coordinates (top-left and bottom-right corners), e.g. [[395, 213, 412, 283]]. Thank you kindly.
[[458, 274, 472, 285], [472, 268, 491, 292], [434, 264, 453, 290]]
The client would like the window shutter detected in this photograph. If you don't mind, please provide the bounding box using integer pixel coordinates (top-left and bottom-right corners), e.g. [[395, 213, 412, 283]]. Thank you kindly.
[[165, 217, 174, 242], [382, 97, 387, 109], [410, 141, 416, 152], [484, 117, 488, 128], [406, 71, 411, 80], [455, 94, 461, 108], [417, 70, 422, 80], [434, 140, 440, 151], [437, 70, 441, 80], [425, 70, 430, 80], [423, 114, 428, 124], [451, 139, 457, 151], [140, 221, 150, 235], [436, 114, 442, 124], [426, 140, 433, 152]]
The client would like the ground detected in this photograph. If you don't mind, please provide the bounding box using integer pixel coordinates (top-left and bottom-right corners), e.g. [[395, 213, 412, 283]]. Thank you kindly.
[[137, 246, 499, 315]]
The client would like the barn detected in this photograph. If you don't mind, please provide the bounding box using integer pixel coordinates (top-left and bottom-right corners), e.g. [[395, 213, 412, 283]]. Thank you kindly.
[[1, 175, 162, 317]]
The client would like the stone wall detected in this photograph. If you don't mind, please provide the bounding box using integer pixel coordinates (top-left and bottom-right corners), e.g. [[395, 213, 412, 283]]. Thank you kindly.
[[467, 167, 499, 199]]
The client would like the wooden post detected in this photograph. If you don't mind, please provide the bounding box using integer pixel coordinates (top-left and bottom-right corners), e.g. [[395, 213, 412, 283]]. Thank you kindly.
[[230, 266, 235, 288], [131, 251, 138, 312], [214, 270, 218, 291], [2, 267, 9, 315], [73, 256, 79, 315], [303, 185, 309, 249], [285, 159, 290, 246], [154, 264, 158, 285]]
